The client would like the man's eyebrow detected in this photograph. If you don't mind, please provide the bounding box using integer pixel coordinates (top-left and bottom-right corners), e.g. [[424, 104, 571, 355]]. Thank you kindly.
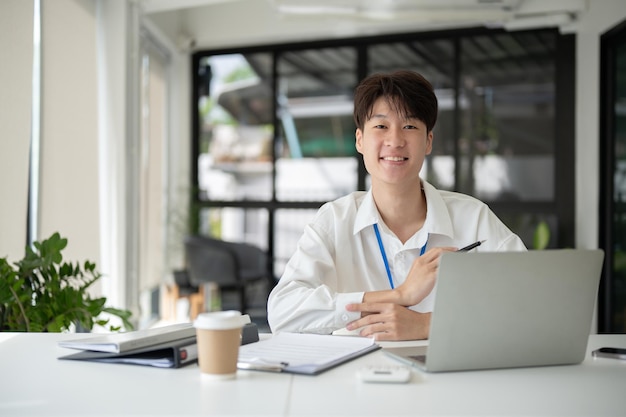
[[367, 113, 420, 121]]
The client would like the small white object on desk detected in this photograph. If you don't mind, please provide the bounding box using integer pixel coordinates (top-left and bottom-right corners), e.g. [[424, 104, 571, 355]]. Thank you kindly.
[[358, 365, 411, 383]]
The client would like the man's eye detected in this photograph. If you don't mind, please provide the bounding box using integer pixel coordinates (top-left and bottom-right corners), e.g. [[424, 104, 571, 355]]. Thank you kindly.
[[404, 125, 417, 129], [373, 124, 387, 129]]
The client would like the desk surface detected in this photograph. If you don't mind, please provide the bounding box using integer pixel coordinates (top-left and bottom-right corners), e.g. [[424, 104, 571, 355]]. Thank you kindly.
[[0, 332, 624, 417]]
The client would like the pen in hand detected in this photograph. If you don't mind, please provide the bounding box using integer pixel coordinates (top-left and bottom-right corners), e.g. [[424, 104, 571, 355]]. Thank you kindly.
[[458, 240, 486, 252]]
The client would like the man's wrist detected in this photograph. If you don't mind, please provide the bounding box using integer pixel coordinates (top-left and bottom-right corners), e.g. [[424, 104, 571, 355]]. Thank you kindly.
[[391, 287, 407, 305], [363, 288, 402, 304]]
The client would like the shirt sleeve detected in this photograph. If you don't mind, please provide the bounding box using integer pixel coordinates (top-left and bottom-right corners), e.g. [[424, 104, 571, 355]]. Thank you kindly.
[[480, 207, 528, 252], [267, 222, 364, 334]]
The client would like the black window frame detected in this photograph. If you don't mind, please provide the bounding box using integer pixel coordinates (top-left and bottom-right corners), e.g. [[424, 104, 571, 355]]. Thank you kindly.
[[190, 26, 576, 282], [599, 19, 626, 333]]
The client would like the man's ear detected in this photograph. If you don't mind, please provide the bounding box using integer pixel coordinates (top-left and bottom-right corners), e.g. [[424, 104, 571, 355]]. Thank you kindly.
[[426, 130, 433, 155], [355, 128, 364, 155]]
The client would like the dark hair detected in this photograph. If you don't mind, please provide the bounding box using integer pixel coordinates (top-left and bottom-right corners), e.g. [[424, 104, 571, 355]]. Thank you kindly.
[[353, 70, 438, 132]]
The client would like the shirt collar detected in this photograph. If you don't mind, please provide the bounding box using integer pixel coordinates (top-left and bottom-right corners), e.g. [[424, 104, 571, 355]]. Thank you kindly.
[[353, 190, 379, 235], [352, 180, 455, 240], [421, 180, 454, 239]]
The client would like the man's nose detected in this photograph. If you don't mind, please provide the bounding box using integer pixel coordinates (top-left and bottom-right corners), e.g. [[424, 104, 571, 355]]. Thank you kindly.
[[384, 128, 406, 147]]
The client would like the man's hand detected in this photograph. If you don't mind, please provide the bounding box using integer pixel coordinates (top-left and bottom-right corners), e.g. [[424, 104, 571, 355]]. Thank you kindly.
[[345, 302, 431, 341], [345, 246, 456, 341], [395, 246, 456, 306]]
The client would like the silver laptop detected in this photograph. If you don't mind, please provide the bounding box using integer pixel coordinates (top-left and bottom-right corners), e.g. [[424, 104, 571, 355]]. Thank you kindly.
[[384, 249, 604, 372]]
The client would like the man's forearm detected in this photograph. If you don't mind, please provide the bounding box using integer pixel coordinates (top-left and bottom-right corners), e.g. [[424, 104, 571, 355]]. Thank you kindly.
[[362, 288, 406, 305]]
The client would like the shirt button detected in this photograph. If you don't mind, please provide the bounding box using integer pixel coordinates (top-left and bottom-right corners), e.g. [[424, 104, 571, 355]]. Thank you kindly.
[[341, 314, 349, 322]]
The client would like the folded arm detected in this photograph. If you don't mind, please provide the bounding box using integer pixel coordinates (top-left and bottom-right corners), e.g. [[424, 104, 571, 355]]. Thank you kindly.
[[345, 246, 456, 341]]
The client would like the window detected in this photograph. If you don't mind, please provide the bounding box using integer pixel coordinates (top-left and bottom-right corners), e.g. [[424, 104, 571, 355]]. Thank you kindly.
[[136, 31, 171, 324], [192, 28, 575, 280], [276, 47, 358, 203]]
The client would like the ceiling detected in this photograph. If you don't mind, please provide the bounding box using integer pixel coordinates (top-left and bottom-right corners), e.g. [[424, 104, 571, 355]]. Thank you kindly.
[[139, 0, 588, 51]]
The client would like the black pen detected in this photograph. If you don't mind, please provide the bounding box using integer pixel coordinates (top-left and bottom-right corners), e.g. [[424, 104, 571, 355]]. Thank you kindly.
[[458, 240, 486, 252]]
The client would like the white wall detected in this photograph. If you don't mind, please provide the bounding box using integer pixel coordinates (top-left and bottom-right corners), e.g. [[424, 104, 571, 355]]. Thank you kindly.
[[575, 1, 625, 249], [39, 0, 101, 266], [0, 0, 101, 267], [0, 1, 32, 261]]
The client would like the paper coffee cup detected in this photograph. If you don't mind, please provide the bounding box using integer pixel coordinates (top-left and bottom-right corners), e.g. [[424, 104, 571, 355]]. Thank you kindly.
[[193, 310, 250, 379]]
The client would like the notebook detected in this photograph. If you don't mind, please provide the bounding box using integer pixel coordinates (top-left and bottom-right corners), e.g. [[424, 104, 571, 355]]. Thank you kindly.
[[384, 249, 604, 372]]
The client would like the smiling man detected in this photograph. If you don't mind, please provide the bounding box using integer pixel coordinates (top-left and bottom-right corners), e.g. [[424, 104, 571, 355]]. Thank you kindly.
[[267, 70, 526, 341]]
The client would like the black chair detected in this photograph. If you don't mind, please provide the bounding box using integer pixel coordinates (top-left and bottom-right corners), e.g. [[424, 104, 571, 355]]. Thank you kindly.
[[183, 235, 272, 315]]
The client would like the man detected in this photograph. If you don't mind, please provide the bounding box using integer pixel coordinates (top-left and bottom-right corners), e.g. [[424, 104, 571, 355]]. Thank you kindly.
[[267, 70, 526, 341]]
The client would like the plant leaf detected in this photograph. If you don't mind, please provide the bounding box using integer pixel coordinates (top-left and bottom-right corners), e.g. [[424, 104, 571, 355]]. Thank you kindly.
[[1, 232, 133, 333], [533, 221, 551, 250]]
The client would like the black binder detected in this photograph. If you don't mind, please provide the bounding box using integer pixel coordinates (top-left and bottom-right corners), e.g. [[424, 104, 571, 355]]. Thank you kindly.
[[59, 336, 198, 368], [58, 322, 260, 368]]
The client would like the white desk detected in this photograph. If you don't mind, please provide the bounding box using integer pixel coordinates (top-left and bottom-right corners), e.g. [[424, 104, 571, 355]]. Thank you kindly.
[[0, 332, 624, 417]]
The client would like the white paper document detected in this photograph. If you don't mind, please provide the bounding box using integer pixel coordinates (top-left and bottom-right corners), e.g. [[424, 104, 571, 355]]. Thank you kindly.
[[237, 332, 379, 375]]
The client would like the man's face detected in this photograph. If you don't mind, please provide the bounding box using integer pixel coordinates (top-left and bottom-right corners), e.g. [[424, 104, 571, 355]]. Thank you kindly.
[[355, 97, 432, 188]]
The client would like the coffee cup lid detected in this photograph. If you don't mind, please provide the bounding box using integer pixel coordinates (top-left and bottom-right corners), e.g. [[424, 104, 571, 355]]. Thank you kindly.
[[194, 310, 250, 330]]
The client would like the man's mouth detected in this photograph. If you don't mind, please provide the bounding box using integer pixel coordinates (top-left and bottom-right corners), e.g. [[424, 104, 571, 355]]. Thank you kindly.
[[381, 156, 408, 161]]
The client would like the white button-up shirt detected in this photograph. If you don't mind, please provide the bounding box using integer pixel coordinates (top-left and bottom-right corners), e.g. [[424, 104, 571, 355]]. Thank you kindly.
[[267, 180, 527, 335]]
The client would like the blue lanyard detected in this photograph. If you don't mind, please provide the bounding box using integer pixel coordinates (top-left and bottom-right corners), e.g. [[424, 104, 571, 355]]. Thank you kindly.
[[373, 223, 427, 289]]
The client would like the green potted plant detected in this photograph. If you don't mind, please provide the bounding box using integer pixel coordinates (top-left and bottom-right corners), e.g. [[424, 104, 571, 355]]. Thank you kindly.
[[0, 232, 132, 332]]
